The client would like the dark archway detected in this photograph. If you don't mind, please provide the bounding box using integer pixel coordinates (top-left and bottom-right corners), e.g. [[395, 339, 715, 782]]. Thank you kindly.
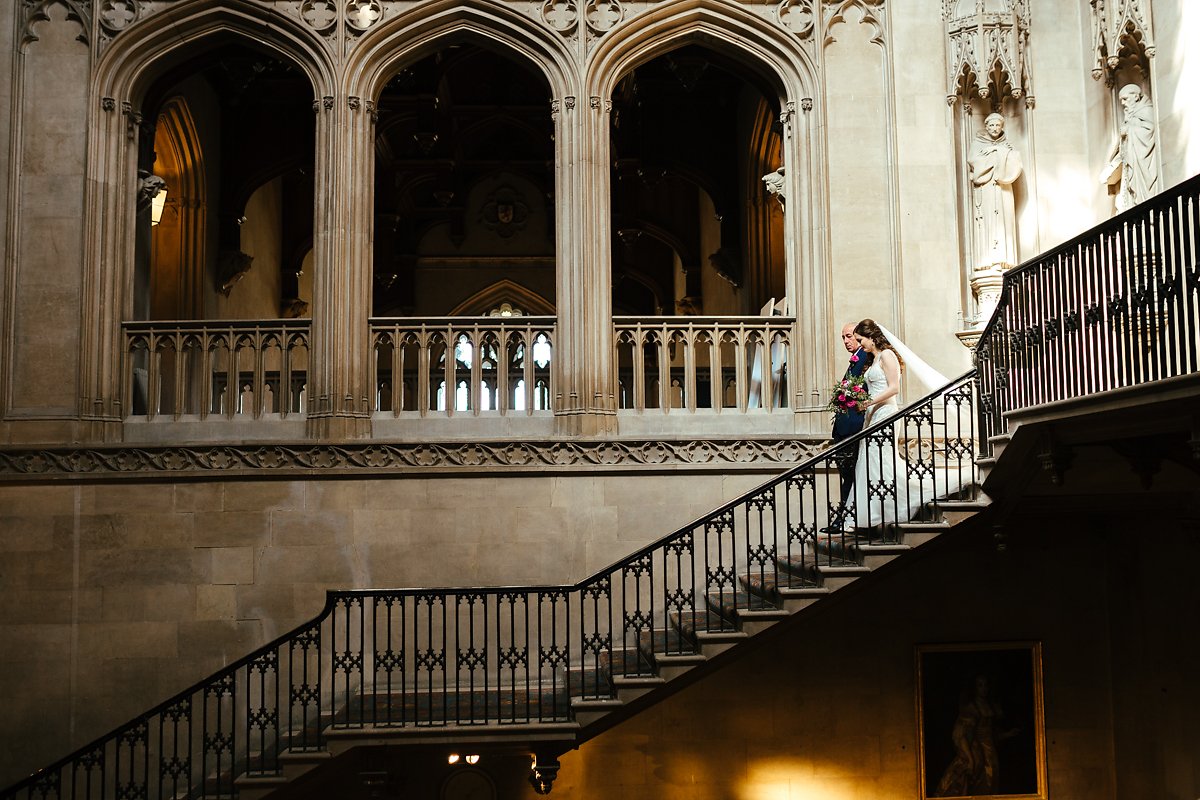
[[609, 44, 784, 317], [136, 42, 316, 321], [371, 44, 555, 317]]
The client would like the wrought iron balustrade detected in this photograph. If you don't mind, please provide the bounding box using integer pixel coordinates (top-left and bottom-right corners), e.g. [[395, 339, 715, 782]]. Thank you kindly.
[[370, 317, 555, 417], [123, 321, 310, 420], [1, 374, 977, 800], [976, 175, 1200, 454], [613, 317, 795, 412]]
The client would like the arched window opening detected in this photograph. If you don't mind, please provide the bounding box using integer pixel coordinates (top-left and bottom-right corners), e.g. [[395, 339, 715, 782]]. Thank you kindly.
[[610, 44, 784, 317], [371, 45, 556, 317], [135, 44, 316, 323]]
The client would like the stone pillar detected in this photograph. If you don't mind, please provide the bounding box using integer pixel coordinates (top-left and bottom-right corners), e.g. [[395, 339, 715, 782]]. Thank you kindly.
[[551, 94, 616, 437], [4, 8, 93, 441], [305, 94, 372, 440], [783, 98, 827, 424], [80, 96, 137, 440]]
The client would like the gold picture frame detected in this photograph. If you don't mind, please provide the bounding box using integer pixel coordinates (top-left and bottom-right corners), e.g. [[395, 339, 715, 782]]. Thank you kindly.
[[916, 642, 1047, 799]]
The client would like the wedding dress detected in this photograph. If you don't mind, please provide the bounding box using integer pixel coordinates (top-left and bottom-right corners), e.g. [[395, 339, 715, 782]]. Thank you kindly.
[[847, 329, 963, 531], [848, 358, 909, 530]]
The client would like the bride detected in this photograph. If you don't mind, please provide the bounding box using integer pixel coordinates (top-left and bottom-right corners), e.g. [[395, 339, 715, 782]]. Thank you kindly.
[[848, 318, 949, 532]]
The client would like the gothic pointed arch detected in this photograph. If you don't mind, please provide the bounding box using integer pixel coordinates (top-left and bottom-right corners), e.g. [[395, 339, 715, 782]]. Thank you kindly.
[[584, 0, 814, 101], [345, 0, 578, 101], [80, 1, 333, 423], [448, 280, 555, 317], [145, 96, 206, 320], [584, 0, 825, 412], [92, 0, 335, 103]]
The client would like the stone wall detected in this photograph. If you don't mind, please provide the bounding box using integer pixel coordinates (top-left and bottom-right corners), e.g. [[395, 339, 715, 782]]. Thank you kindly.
[[0, 469, 768, 785], [548, 516, 1198, 800]]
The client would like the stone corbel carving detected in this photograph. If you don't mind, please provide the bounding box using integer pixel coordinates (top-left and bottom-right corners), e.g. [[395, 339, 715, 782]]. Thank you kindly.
[[281, 298, 309, 318], [136, 171, 166, 212], [708, 247, 741, 288], [762, 167, 785, 206], [217, 251, 254, 297]]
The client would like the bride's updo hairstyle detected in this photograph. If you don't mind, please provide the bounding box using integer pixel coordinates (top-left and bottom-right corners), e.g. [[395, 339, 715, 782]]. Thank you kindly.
[[854, 318, 905, 370]]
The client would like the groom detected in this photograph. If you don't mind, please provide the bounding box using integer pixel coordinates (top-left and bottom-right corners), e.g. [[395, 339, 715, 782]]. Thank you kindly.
[[830, 322, 870, 524]]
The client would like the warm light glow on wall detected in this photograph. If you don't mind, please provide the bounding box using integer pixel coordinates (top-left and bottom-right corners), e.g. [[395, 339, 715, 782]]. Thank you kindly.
[[742, 758, 859, 800], [1032, 167, 1095, 245], [150, 186, 168, 226]]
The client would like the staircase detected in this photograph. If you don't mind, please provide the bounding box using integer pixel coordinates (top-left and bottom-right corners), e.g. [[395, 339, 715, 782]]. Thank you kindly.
[[1, 374, 985, 800], [9, 174, 1199, 800]]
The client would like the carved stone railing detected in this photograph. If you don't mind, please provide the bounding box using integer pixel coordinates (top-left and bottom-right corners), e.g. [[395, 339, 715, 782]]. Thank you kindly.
[[369, 317, 555, 417], [123, 321, 310, 420], [613, 317, 795, 413]]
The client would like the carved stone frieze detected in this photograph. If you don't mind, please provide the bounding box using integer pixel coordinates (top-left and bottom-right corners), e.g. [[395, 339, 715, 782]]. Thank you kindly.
[[21, 0, 92, 47], [943, 0, 1031, 107], [0, 439, 824, 479], [1090, 0, 1154, 85]]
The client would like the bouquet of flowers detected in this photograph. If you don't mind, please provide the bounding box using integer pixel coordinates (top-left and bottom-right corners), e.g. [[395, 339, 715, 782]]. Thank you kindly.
[[828, 373, 870, 416]]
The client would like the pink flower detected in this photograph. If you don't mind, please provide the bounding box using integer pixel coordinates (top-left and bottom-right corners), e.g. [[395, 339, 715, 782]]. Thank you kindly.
[[841, 379, 849, 386], [850, 354, 859, 362], [837, 394, 846, 402]]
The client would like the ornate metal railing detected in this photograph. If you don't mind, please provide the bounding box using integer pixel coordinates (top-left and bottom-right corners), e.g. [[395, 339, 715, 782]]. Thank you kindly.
[[369, 317, 555, 416], [613, 317, 795, 412], [976, 175, 1200, 454], [123, 321, 310, 420], [2, 373, 977, 800]]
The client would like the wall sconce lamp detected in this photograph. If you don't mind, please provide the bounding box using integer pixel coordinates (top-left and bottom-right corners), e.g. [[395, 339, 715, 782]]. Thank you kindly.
[[150, 186, 168, 226]]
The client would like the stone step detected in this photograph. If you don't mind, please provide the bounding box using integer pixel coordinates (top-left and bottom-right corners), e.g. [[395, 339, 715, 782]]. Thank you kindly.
[[637, 627, 699, 661], [704, 590, 781, 623], [671, 609, 738, 641]]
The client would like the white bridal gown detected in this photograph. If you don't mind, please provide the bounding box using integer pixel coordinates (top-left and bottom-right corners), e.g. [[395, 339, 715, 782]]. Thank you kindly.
[[849, 358, 913, 530]]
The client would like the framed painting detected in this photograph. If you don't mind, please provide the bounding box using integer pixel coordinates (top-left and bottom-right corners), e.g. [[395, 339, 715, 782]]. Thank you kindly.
[[916, 642, 1046, 799]]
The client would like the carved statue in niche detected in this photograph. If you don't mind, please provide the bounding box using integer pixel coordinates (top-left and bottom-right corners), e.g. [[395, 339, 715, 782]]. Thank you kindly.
[[967, 113, 1023, 272], [1103, 83, 1158, 212]]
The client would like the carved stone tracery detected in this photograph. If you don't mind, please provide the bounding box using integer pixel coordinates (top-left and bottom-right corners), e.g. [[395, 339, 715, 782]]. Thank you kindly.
[[542, 0, 578, 34], [21, 0, 93, 47], [1090, 0, 1154, 85], [584, 0, 623, 33], [943, 0, 1031, 108]]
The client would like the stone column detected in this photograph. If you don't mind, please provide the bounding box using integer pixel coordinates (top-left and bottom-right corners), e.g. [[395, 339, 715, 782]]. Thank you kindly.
[[545, 94, 616, 437], [80, 96, 136, 441], [784, 97, 828, 425], [305, 94, 373, 440]]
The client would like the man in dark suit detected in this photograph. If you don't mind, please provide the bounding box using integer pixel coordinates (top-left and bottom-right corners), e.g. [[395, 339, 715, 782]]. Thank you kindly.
[[827, 323, 870, 530]]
